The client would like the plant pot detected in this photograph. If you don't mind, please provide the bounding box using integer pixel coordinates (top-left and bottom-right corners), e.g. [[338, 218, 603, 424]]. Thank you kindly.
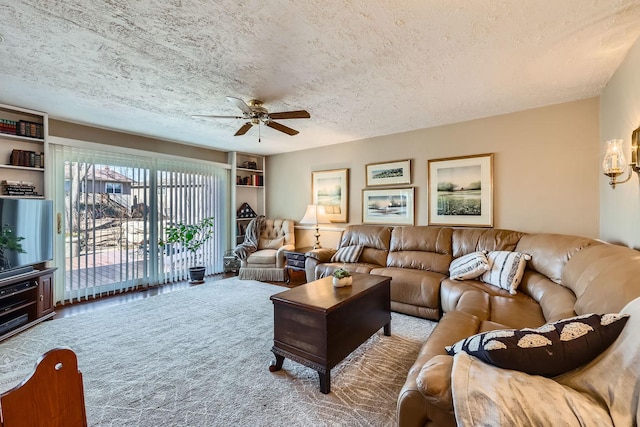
[[332, 276, 352, 287], [188, 266, 206, 284]]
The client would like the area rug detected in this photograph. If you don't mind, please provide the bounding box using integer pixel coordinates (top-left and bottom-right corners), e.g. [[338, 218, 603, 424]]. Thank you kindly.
[[0, 277, 436, 426]]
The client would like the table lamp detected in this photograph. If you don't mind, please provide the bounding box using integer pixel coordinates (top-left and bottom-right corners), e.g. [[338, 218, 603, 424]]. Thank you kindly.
[[299, 204, 331, 249]]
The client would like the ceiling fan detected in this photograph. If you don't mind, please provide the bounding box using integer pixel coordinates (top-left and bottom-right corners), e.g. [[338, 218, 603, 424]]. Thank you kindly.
[[192, 97, 310, 141]]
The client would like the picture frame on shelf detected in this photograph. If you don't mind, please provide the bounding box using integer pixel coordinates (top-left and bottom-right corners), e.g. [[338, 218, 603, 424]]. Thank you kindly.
[[312, 168, 349, 223], [427, 153, 493, 227], [362, 187, 415, 225], [365, 159, 411, 187]]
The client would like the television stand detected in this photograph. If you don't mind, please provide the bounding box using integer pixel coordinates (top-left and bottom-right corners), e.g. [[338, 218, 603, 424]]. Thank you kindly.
[[0, 266, 34, 281], [0, 267, 56, 342]]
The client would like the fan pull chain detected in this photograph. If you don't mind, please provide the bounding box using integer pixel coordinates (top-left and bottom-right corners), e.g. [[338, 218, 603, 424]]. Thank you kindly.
[[258, 122, 261, 143]]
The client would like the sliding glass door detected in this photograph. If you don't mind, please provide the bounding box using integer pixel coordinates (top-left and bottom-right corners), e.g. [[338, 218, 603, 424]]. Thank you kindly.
[[50, 144, 228, 304]]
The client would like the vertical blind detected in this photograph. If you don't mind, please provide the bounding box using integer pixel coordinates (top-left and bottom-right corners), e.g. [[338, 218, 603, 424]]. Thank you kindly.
[[49, 143, 229, 304]]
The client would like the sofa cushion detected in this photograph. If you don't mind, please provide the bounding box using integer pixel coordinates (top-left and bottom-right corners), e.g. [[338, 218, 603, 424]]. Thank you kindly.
[[449, 251, 489, 280], [446, 312, 630, 377], [258, 236, 284, 250], [514, 233, 599, 284], [452, 228, 525, 258], [330, 245, 364, 263], [481, 251, 531, 295], [338, 225, 392, 266], [387, 226, 453, 274]]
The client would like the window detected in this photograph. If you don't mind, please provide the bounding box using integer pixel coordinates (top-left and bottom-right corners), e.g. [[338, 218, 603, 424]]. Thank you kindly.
[[50, 143, 229, 304], [105, 182, 123, 194]]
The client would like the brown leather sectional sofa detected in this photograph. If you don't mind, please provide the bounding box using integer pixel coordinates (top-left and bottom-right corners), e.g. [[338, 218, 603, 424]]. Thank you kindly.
[[305, 224, 640, 427]]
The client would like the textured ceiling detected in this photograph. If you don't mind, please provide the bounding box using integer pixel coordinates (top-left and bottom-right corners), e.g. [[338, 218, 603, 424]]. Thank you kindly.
[[1, 1, 639, 155]]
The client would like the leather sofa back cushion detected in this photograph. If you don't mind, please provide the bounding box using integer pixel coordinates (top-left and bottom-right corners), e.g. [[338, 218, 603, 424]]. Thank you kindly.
[[339, 225, 392, 267], [452, 228, 524, 258], [562, 243, 640, 315], [515, 234, 600, 284], [387, 226, 453, 274]]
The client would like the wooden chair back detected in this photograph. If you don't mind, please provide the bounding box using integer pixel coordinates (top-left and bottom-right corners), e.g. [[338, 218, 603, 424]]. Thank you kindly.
[[0, 347, 87, 427]]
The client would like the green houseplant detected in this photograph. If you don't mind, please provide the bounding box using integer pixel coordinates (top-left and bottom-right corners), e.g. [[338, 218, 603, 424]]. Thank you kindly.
[[164, 217, 215, 284], [332, 267, 352, 287]]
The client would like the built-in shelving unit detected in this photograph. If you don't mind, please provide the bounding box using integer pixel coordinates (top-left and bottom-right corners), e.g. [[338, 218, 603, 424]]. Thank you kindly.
[[0, 104, 48, 198], [229, 152, 265, 246]]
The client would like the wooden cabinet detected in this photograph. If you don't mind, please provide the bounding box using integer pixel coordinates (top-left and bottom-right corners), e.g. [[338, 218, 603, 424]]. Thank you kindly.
[[37, 272, 54, 317], [0, 268, 56, 342], [0, 104, 48, 199], [229, 152, 265, 246]]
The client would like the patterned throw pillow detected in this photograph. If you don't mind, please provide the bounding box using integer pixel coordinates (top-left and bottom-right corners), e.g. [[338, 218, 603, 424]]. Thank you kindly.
[[331, 245, 364, 263], [449, 251, 490, 280], [446, 313, 630, 377], [481, 251, 531, 294]]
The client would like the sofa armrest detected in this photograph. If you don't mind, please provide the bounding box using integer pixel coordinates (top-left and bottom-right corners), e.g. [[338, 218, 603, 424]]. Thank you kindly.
[[305, 248, 336, 262], [304, 248, 336, 282]]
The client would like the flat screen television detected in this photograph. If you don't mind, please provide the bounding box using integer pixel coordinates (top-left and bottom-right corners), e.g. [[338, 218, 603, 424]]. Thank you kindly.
[[0, 198, 53, 275]]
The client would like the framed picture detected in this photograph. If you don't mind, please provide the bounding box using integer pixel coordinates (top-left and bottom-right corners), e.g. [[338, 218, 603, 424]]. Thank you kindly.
[[365, 159, 411, 187], [312, 168, 349, 223], [362, 187, 415, 225], [428, 153, 493, 227]]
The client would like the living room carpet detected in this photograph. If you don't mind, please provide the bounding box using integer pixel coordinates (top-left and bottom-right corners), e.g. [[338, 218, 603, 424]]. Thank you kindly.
[[0, 277, 435, 426]]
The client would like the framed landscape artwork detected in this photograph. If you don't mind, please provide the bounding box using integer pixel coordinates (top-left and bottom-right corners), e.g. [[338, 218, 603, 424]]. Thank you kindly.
[[312, 168, 349, 223], [427, 153, 493, 227], [365, 159, 411, 187], [362, 187, 415, 225]]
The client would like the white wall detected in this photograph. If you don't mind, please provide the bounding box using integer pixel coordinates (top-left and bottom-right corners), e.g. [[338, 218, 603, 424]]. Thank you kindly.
[[267, 98, 600, 248], [599, 37, 640, 248]]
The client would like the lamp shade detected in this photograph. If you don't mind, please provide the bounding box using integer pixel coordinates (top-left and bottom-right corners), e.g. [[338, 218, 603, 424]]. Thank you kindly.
[[299, 204, 331, 225]]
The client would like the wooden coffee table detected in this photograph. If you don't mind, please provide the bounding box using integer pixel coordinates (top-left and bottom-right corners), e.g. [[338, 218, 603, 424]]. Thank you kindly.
[[268, 273, 391, 394]]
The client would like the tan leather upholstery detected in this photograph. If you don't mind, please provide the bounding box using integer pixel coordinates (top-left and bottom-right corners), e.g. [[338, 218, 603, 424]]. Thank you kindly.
[[302, 224, 640, 426]]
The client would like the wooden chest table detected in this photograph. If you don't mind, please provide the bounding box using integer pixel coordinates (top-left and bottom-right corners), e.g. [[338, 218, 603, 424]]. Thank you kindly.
[[268, 273, 391, 393]]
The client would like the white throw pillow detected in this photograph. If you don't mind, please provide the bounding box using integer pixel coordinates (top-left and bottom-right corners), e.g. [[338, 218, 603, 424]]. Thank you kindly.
[[449, 251, 490, 280], [331, 245, 364, 263], [481, 251, 531, 294]]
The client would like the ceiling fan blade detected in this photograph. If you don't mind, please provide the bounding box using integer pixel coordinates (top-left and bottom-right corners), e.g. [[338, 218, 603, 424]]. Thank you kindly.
[[226, 96, 253, 115], [266, 121, 299, 136], [191, 114, 244, 120], [268, 110, 311, 120], [234, 122, 253, 136]]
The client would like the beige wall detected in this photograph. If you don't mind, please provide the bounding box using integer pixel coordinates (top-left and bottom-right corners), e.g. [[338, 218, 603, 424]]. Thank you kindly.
[[599, 37, 640, 248], [267, 98, 600, 248], [49, 119, 228, 163]]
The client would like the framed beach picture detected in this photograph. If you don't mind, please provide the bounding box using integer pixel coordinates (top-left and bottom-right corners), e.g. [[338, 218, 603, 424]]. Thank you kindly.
[[362, 187, 415, 225], [312, 168, 349, 223], [428, 153, 493, 227], [365, 159, 411, 187]]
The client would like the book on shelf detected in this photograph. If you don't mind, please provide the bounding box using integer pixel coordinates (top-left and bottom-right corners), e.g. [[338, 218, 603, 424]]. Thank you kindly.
[[2, 180, 38, 196], [9, 149, 44, 168], [0, 119, 18, 136], [16, 120, 44, 139]]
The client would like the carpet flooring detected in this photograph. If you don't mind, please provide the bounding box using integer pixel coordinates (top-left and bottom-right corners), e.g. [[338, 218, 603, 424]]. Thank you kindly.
[[0, 277, 436, 426]]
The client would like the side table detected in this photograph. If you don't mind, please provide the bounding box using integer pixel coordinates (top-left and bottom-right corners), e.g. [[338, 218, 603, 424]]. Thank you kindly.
[[283, 246, 314, 284]]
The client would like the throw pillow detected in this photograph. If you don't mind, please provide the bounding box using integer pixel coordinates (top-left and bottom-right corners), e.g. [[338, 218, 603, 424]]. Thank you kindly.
[[449, 251, 490, 280], [331, 245, 364, 263], [446, 312, 630, 377], [481, 251, 531, 294], [258, 236, 284, 250]]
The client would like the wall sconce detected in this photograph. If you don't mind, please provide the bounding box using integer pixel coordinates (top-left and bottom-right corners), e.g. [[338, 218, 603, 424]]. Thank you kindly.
[[602, 126, 640, 188]]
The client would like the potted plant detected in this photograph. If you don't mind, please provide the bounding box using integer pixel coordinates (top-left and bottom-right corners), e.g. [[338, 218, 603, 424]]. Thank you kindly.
[[0, 225, 25, 271], [163, 217, 215, 284], [332, 267, 352, 287]]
